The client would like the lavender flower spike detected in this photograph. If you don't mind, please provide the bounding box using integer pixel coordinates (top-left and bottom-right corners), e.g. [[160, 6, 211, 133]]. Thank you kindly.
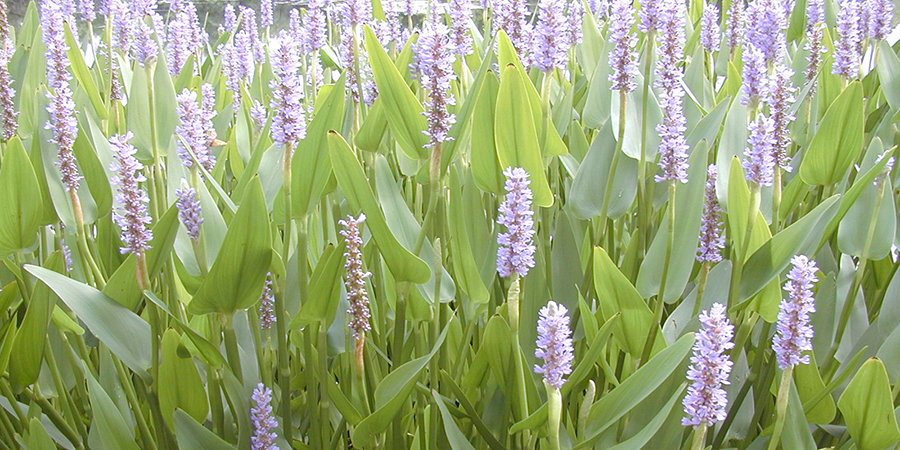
[[261, 0, 274, 27], [682, 303, 735, 427], [175, 181, 203, 242], [697, 165, 725, 263], [741, 43, 767, 106], [42, 0, 72, 91], [533, 0, 569, 73], [700, 3, 721, 52], [449, 0, 474, 56], [743, 0, 788, 63], [804, 0, 826, 88], [833, 0, 862, 78], [223, 4, 237, 33], [0, 54, 16, 140], [47, 86, 81, 192], [269, 32, 307, 148], [724, 0, 745, 54], [340, 214, 372, 341], [654, 0, 690, 184], [534, 301, 575, 390], [109, 132, 153, 257], [497, 167, 537, 278], [304, 0, 328, 51], [259, 275, 276, 330], [773, 255, 819, 369], [868, 0, 894, 41], [250, 384, 280, 450], [768, 63, 797, 172], [176, 89, 216, 172], [743, 114, 776, 186], [414, 21, 457, 148], [608, 0, 639, 92]]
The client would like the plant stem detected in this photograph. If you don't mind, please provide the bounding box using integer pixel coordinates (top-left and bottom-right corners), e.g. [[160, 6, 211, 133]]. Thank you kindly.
[[766, 366, 794, 450], [599, 91, 628, 244], [728, 183, 761, 308], [691, 424, 708, 450], [641, 181, 677, 365], [277, 142, 295, 443]]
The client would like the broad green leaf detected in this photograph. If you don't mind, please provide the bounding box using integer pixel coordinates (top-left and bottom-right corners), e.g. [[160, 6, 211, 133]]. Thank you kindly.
[[355, 99, 388, 152], [0, 137, 42, 255], [159, 330, 208, 429], [782, 380, 817, 450], [575, 333, 694, 449], [838, 175, 895, 260], [73, 121, 112, 218], [291, 243, 345, 329], [568, 121, 639, 220], [495, 65, 553, 207], [64, 23, 106, 119], [739, 195, 840, 300], [448, 170, 490, 306], [818, 154, 894, 251], [470, 71, 504, 194], [326, 376, 363, 425], [364, 25, 429, 158], [26, 417, 57, 450], [327, 131, 431, 284], [25, 265, 152, 381], [174, 409, 236, 450], [838, 358, 900, 450], [606, 384, 685, 450], [876, 40, 900, 110], [8, 253, 64, 390], [352, 320, 450, 447], [593, 247, 663, 357], [433, 390, 478, 450], [86, 367, 142, 450], [143, 291, 227, 368], [716, 101, 748, 210], [637, 142, 708, 303], [103, 205, 180, 311], [293, 80, 346, 218], [794, 352, 836, 424], [799, 82, 864, 186], [188, 177, 273, 315]]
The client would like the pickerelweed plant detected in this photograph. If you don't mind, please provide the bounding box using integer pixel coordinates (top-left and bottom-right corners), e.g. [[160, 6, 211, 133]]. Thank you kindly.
[[1, 0, 899, 449]]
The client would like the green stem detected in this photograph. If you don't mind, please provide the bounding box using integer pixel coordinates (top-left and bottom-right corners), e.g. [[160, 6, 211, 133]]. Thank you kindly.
[[640, 181, 677, 365], [24, 388, 85, 450], [547, 382, 562, 450], [638, 32, 657, 252], [277, 142, 295, 443], [599, 91, 628, 244], [728, 183, 761, 308], [691, 424, 708, 450], [223, 315, 243, 383], [693, 263, 711, 317], [766, 366, 794, 450]]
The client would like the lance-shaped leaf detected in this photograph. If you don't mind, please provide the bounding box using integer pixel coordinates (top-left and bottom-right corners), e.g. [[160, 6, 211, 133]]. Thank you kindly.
[[799, 81, 864, 186], [188, 177, 273, 315], [293, 80, 346, 218], [838, 358, 900, 450], [364, 25, 429, 159], [0, 137, 42, 256], [327, 131, 431, 284], [291, 243, 345, 329]]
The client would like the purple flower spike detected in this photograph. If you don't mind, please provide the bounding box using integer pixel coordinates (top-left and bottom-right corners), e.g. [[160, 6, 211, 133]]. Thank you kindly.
[[534, 301, 575, 390], [682, 303, 734, 427], [240, 6, 265, 62], [497, 167, 537, 278], [304, 0, 328, 51], [768, 64, 796, 172], [175, 181, 203, 242], [269, 32, 307, 148], [725, 0, 745, 53], [701, 3, 721, 52], [743, 114, 776, 187], [773, 255, 818, 370], [741, 43, 767, 106], [132, 5, 159, 67], [638, 0, 663, 33], [654, 0, 690, 184], [0, 55, 15, 140], [340, 214, 372, 341], [78, 0, 96, 22], [744, 0, 788, 63], [109, 132, 153, 257], [42, 0, 71, 91], [567, 0, 584, 47], [176, 88, 216, 172], [110, 0, 132, 55], [868, 0, 894, 41], [804, 0, 826, 89], [261, 0, 274, 27], [167, 0, 206, 76], [608, 0, 639, 92], [250, 384, 279, 450], [697, 165, 725, 263], [414, 21, 457, 148], [223, 4, 237, 33], [494, 0, 533, 62], [46, 86, 81, 193], [449, 0, 474, 56], [259, 275, 276, 330], [833, 0, 862, 78]]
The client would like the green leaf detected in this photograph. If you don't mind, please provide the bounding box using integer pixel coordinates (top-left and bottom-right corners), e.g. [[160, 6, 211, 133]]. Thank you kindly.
[[103, 205, 181, 311], [0, 136, 42, 256], [174, 409, 236, 450], [433, 390, 478, 450], [495, 65, 553, 207], [291, 243, 345, 329], [25, 265, 152, 381], [189, 177, 272, 315], [364, 25, 429, 158], [26, 417, 57, 450], [568, 121, 639, 220], [293, 80, 346, 218], [73, 121, 112, 219], [799, 81, 864, 186], [86, 367, 142, 450], [326, 376, 363, 425], [782, 380, 817, 450], [448, 170, 491, 306], [159, 330, 208, 429], [838, 358, 900, 450], [739, 195, 840, 301], [606, 384, 685, 450], [143, 291, 227, 368], [470, 71, 504, 194], [876, 40, 900, 110], [327, 131, 431, 284], [575, 333, 694, 449], [838, 174, 895, 260], [794, 352, 836, 424], [64, 23, 106, 120], [818, 154, 894, 250], [352, 320, 451, 447], [593, 246, 663, 357]]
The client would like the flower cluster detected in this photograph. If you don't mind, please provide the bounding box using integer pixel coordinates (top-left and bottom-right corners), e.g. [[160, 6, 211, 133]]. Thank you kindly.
[[175, 182, 203, 242], [0, 0, 12, 140], [867, 0, 894, 41], [697, 165, 725, 264], [304, 0, 329, 51], [608, 0, 638, 92], [414, 21, 457, 148], [743, 114, 776, 186], [497, 167, 537, 278], [741, 44, 768, 106], [240, 6, 265, 62], [773, 255, 819, 369], [804, 0, 826, 89], [222, 30, 255, 109], [222, 4, 237, 33], [534, 301, 575, 390], [41, 0, 71, 91], [269, 32, 308, 148], [725, 0, 745, 54], [654, 0, 689, 184], [566, 0, 584, 47], [340, 214, 372, 341], [259, 276, 276, 330], [682, 303, 735, 427], [176, 88, 217, 172], [250, 384, 279, 450], [743, 0, 788, 63], [131, 0, 160, 67], [261, 0, 274, 27], [833, 0, 863, 78], [166, 0, 207, 75], [701, 3, 721, 52], [449, 0, 474, 56], [768, 64, 796, 172], [109, 133, 153, 257], [494, 0, 533, 62]]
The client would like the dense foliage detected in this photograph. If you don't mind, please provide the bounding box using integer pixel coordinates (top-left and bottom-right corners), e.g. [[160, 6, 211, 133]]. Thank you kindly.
[[0, 0, 899, 448]]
